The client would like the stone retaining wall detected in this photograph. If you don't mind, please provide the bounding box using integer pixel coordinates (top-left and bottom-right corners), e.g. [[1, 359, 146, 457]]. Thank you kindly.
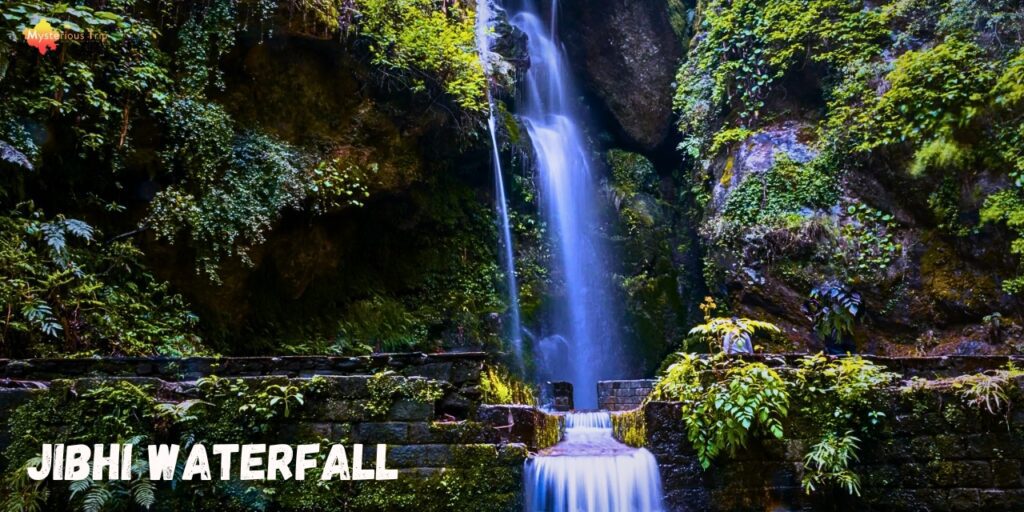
[[0, 353, 561, 511], [638, 357, 1024, 512], [598, 379, 656, 411]]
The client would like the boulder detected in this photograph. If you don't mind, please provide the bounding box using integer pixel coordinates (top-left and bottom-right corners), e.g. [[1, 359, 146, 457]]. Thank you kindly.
[[559, 0, 685, 150]]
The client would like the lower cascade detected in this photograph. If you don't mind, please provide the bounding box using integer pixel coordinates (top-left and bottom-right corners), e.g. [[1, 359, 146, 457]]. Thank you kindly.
[[524, 411, 665, 512]]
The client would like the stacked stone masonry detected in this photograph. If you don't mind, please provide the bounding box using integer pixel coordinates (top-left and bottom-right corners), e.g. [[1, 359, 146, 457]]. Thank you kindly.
[[638, 355, 1024, 512], [598, 379, 656, 411], [0, 352, 562, 511]]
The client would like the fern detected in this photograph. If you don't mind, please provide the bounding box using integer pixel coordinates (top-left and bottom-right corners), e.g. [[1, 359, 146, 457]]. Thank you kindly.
[[81, 485, 112, 512], [131, 479, 156, 509], [689, 317, 781, 354], [0, 458, 51, 512]]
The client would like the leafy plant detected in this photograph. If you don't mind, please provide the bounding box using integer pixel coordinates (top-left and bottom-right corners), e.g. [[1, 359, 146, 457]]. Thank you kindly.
[[652, 353, 790, 468], [803, 281, 862, 350], [689, 317, 780, 354], [353, 0, 487, 111], [0, 209, 203, 357], [723, 153, 840, 227], [802, 431, 862, 496], [67, 456, 155, 512], [0, 457, 50, 512], [792, 354, 897, 495]]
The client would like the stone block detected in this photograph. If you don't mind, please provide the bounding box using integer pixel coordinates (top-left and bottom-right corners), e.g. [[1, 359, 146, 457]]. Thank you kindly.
[[980, 489, 1024, 511], [355, 422, 409, 444], [926, 460, 992, 488], [317, 399, 368, 422], [387, 444, 454, 468], [947, 488, 981, 510], [992, 459, 1023, 488], [388, 400, 434, 421], [316, 376, 371, 398], [407, 362, 453, 381]]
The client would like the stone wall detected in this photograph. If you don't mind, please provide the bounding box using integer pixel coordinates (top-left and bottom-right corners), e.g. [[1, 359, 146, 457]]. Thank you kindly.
[[637, 356, 1024, 512], [598, 379, 656, 411], [0, 353, 561, 511]]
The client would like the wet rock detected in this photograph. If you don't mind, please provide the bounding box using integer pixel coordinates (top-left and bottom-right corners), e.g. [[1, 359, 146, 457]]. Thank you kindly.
[[0, 140, 32, 170], [559, 0, 684, 150]]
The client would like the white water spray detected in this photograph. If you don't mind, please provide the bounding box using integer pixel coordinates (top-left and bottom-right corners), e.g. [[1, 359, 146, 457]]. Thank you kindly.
[[476, 0, 523, 368], [525, 411, 665, 511]]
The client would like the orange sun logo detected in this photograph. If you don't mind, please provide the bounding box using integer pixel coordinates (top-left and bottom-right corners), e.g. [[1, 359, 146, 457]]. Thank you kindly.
[[23, 19, 60, 55]]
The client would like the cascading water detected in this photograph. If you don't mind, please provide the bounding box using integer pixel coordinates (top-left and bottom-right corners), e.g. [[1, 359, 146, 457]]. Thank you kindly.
[[479, 3, 666, 510], [510, 0, 621, 408], [476, 0, 523, 368], [525, 411, 665, 511]]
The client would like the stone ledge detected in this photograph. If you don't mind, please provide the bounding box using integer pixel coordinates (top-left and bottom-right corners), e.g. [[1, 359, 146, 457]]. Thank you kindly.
[[0, 352, 488, 381]]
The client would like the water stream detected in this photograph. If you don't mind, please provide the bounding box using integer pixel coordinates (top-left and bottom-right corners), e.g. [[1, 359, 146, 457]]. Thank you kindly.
[[525, 411, 665, 511], [476, 0, 524, 368], [510, 0, 621, 408]]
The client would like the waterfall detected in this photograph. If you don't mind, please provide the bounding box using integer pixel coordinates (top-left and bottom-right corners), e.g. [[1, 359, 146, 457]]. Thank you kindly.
[[476, 0, 524, 368], [525, 411, 665, 511], [510, 0, 621, 407]]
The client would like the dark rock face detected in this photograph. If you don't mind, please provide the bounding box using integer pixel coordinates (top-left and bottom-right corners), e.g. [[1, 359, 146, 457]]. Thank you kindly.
[[559, 0, 684, 150]]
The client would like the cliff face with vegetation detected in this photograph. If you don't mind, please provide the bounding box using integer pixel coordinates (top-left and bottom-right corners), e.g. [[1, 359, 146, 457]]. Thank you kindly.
[[671, 0, 1024, 356], [0, 0, 513, 358], [3, 0, 1024, 367]]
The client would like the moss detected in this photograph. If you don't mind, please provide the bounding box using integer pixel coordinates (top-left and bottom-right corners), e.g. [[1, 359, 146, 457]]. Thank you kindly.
[[424, 420, 494, 444], [480, 364, 538, 405], [536, 413, 563, 450], [720, 155, 735, 186], [722, 153, 839, 226], [919, 233, 999, 313], [366, 371, 445, 418], [342, 445, 523, 512], [612, 408, 648, 448]]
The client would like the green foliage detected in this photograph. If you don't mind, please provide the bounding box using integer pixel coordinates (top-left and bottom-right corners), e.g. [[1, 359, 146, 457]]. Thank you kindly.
[[981, 189, 1024, 293], [0, 376, 339, 511], [0, 1, 170, 159], [1, 380, 158, 512], [834, 39, 995, 153], [336, 295, 427, 354], [354, 0, 486, 111], [836, 202, 901, 281], [148, 99, 317, 279], [606, 149, 658, 201], [604, 150, 698, 371], [652, 353, 790, 468], [689, 317, 780, 354], [479, 364, 537, 406], [801, 431, 862, 495], [0, 457, 50, 512], [0, 0, 494, 358], [804, 281, 861, 343], [340, 445, 523, 511], [723, 153, 840, 226], [792, 354, 897, 495], [651, 353, 895, 493], [675, 0, 887, 158], [0, 209, 202, 357], [948, 364, 1024, 415]]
